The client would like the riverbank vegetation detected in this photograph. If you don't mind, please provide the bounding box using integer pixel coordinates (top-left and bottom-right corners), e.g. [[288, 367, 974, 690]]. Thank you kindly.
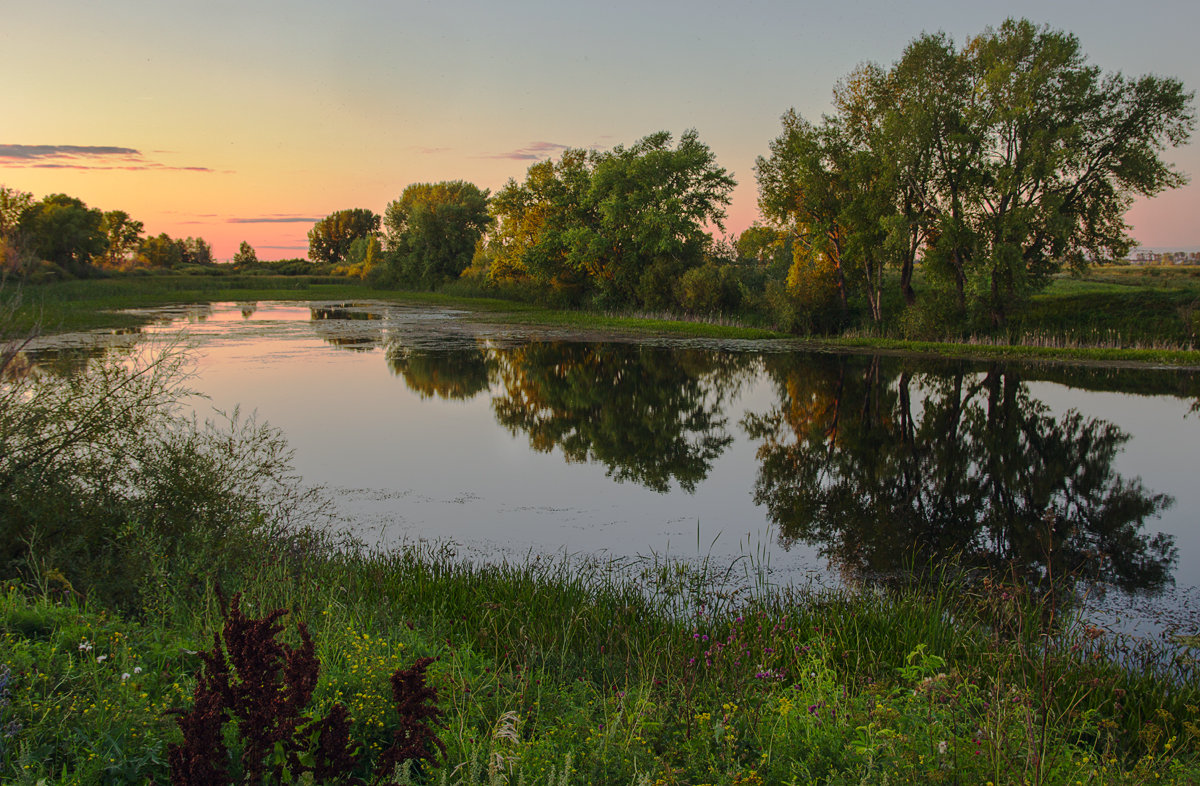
[[2, 336, 1199, 783], [3, 19, 1195, 360]]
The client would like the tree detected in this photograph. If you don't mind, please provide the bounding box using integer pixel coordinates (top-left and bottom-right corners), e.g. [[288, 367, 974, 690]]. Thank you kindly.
[[381, 181, 490, 288], [0, 186, 34, 273], [958, 20, 1193, 325], [138, 233, 183, 269], [485, 131, 735, 309], [757, 113, 856, 319], [98, 210, 145, 269], [0, 186, 32, 241], [179, 236, 214, 266], [232, 240, 259, 267], [486, 150, 596, 296], [17, 194, 106, 276], [307, 208, 379, 266], [757, 19, 1195, 329], [578, 130, 735, 308]]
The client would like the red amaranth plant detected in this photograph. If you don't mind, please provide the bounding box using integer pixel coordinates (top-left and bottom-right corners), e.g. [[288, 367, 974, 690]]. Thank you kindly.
[[374, 656, 447, 778], [168, 593, 360, 785]]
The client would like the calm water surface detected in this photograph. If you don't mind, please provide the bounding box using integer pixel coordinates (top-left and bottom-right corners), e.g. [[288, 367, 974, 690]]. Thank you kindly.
[[33, 301, 1200, 638]]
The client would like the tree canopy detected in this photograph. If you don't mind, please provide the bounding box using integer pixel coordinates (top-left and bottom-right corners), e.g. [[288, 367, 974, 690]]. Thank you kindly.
[[17, 194, 107, 277], [486, 130, 735, 308], [757, 18, 1195, 328], [98, 210, 145, 269], [307, 208, 380, 266], [381, 181, 490, 288]]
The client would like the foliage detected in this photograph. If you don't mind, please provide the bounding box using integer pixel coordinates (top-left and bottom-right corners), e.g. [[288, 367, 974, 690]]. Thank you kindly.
[[486, 131, 735, 309], [373, 657, 446, 778], [0, 187, 34, 274], [380, 182, 490, 289], [97, 210, 145, 269], [335, 235, 383, 279], [231, 241, 259, 268], [138, 233, 186, 269], [168, 593, 360, 785], [4, 545, 1199, 784], [308, 209, 380, 266], [0, 186, 33, 241], [16, 193, 107, 277], [0, 337, 328, 614], [758, 18, 1195, 329]]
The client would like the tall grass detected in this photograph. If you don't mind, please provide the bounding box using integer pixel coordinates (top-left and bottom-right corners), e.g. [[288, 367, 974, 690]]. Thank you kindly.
[[4, 542, 1199, 784]]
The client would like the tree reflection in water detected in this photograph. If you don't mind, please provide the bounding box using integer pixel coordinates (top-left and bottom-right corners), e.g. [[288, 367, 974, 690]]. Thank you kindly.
[[489, 343, 744, 493], [386, 344, 493, 401], [743, 354, 1176, 596]]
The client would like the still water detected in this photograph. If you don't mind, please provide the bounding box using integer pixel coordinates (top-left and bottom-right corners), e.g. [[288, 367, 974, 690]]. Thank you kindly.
[[35, 301, 1200, 637]]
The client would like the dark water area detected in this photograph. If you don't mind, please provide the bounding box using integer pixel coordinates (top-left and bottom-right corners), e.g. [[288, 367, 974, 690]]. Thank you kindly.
[[26, 301, 1200, 641]]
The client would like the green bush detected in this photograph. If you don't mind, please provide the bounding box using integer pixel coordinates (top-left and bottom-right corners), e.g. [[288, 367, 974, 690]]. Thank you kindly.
[[0, 337, 328, 615]]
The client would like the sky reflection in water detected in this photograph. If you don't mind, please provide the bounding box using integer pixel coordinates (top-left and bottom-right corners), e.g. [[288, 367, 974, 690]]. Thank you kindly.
[[33, 300, 1200, 637]]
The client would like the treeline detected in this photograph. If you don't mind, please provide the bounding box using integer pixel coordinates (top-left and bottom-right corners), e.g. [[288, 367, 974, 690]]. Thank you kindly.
[[296, 19, 1198, 335], [0, 189, 323, 281], [3, 18, 1193, 337]]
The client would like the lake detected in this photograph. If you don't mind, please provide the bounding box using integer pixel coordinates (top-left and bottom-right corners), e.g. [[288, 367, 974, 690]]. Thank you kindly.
[[29, 300, 1200, 639]]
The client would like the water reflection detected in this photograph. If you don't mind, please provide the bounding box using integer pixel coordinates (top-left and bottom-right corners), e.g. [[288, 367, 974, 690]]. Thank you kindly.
[[743, 354, 1177, 595], [489, 343, 743, 492], [387, 345, 492, 400], [18, 302, 1190, 606]]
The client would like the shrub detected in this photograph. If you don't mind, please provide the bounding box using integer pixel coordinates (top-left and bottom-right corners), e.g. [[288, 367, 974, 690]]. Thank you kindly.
[[0, 335, 328, 614]]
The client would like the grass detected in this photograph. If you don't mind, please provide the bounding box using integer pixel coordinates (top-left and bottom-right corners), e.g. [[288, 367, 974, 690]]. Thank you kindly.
[[2, 545, 1199, 784]]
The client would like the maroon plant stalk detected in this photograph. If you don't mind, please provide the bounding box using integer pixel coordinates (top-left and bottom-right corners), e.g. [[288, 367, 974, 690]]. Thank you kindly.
[[374, 656, 447, 777]]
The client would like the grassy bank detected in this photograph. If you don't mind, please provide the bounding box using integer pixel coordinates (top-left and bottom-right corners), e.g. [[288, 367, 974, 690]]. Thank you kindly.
[[7, 269, 1200, 365], [3, 545, 1199, 785], [2, 276, 784, 343]]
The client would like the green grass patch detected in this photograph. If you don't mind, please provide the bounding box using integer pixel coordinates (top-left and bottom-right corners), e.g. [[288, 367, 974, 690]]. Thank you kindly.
[[3, 547, 1199, 785]]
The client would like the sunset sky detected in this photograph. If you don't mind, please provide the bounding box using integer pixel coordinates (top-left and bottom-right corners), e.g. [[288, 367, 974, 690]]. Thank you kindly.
[[4, 0, 1197, 261]]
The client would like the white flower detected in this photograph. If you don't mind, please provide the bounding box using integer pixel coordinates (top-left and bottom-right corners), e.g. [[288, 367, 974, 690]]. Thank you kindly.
[[78, 641, 93, 652], [121, 673, 131, 681], [937, 740, 948, 755], [133, 666, 142, 674], [96, 655, 107, 663]]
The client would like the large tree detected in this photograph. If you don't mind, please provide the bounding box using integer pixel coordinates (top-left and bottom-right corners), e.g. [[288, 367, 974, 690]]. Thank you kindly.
[[307, 208, 380, 266], [17, 194, 107, 276], [0, 186, 34, 272], [758, 19, 1195, 329], [232, 240, 259, 267], [486, 130, 735, 309], [381, 181, 490, 288], [98, 210, 145, 269]]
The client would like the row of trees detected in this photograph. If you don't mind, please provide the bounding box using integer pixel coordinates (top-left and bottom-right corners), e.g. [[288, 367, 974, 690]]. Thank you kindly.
[[305, 131, 735, 308], [306, 19, 1192, 330], [6, 19, 1192, 332], [0, 187, 246, 279]]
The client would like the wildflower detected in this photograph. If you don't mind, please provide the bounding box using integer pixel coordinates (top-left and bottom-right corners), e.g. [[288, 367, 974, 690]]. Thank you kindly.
[[122, 673, 131, 681], [96, 655, 107, 663], [133, 667, 142, 674], [938, 740, 948, 755], [78, 641, 93, 652]]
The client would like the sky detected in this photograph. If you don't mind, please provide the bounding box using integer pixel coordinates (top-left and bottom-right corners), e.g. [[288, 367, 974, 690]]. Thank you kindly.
[[3, 0, 1198, 261]]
